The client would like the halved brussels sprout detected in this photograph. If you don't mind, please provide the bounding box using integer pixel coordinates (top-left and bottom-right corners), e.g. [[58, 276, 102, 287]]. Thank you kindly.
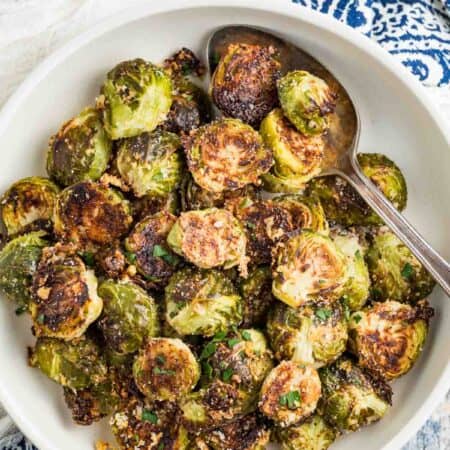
[[54, 181, 132, 250], [307, 153, 407, 226], [29, 336, 107, 390], [46, 107, 112, 186], [199, 329, 273, 408], [133, 337, 200, 402], [348, 300, 433, 380], [184, 118, 273, 193], [167, 208, 248, 275], [226, 197, 293, 265], [194, 413, 271, 450], [0, 231, 48, 308], [239, 266, 275, 328], [30, 244, 103, 340], [165, 268, 242, 337], [331, 228, 370, 311], [97, 280, 159, 355], [366, 227, 435, 303], [273, 194, 329, 235], [261, 109, 325, 188], [278, 71, 336, 136], [276, 414, 337, 450], [272, 230, 347, 308], [111, 397, 189, 450], [163, 47, 205, 78], [267, 301, 348, 368], [125, 211, 179, 286], [259, 361, 321, 427], [180, 174, 259, 212], [116, 130, 184, 198], [319, 356, 392, 432], [1, 177, 59, 236], [211, 43, 281, 127], [98, 58, 172, 139]]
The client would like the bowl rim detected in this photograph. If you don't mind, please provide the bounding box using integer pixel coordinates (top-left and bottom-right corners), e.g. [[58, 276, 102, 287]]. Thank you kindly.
[[0, 1, 448, 449]]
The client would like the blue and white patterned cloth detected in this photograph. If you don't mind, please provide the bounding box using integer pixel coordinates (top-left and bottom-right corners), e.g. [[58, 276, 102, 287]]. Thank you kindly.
[[0, 1, 449, 449]]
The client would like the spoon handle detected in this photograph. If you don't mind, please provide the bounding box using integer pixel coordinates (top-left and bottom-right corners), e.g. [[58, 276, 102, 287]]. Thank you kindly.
[[340, 161, 450, 297]]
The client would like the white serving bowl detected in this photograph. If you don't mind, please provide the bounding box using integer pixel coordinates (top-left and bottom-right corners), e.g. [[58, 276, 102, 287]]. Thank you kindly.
[[0, 1, 449, 449]]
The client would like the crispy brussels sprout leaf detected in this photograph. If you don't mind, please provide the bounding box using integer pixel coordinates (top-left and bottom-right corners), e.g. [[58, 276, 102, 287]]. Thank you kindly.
[[1, 177, 59, 237]]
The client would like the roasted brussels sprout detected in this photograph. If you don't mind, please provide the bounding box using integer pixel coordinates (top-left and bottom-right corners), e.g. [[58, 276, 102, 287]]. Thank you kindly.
[[1, 177, 59, 236], [348, 300, 433, 380], [167, 208, 248, 274], [184, 118, 273, 193], [194, 413, 270, 450], [125, 211, 179, 285], [276, 414, 337, 450], [319, 356, 392, 432], [261, 109, 325, 189], [259, 361, 321, 427], [277, 70, 336, 136], [46, 107, 112, 186], [331, 228, 370, 311], [226, 197, 293, 265], [111, 397, 189, 450], [29, 336, 107, 390], [30, 244, 103, 340], [273, 194, 329, 235], [211, 43, 281, 127], [267, 301, 347, 368], [163, 47, 205, 79], [165, 268, 242, 337], [116, 130, 184, 198], [133, 337, 200, 401], [98, 58, 172, 139], [54, 181, 132, 250], [239, 266, 275, 328], [94, 245, 127, 279], [272, 230, 347, 308], [0, 231, 48, 308], [97, 280, 159, 355], [308, 153, 407, 226], [366, 227, 435, 303]]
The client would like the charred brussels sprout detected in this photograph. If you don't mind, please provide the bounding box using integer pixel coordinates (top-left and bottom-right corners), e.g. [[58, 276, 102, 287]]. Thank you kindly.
[[273, 194, 329, 235], [30, 244, 103, 340], [308, 153, 407, 226], [184, 118, 273, 193], [98, 58, 172, 139], [167, 208, 248, 274], [319, 357, 392, 432], [259, 361, 321, 427], [116, 130, 184, 198], [0, 231, 48, 308], [133, 337, 200, 401], [278, 71, 336, 136], [226, 197, 293, 265], [367, 228, 435, 303], [261, 109, 325, 190], [165, 268, 242, 337], [29, 336, 107, 390], [125, 211, 179, 285], [132, 191, 180, 220], [348, 300, 433, 380], [97, 280, 159, 355], [54, 181, 132, 250], [111, 397, 189, 450], [239, 266, 275, 328], [272, 231, 347, 308], [1, 177, 59, 236], [267, 301, 347, 368], [331, 228, 370, 311], [211, 43, 281, 127], [276, 415, 337, 450], [46, 107, 112, 186]]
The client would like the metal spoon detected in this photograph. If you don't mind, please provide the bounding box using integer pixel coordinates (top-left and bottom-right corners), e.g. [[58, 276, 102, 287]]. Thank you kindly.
[[207, 25, 450, 296]]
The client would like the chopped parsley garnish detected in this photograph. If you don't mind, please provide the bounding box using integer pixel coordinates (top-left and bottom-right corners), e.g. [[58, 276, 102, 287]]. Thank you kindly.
[[158, 442, 165, 450], [79, 251, 95, 267], [202, 361, 213, 379], [246, 222, 256, 230], [353, 314, 362, 324], [401, 262, 414, 280], [124, 251, 137, 264], [315, 308, 332, 321], [156, 355, 166, 365], [227, 338, 240, 348], [279, 390, 301, 409], [153, 245, 178, 265], [222, 367, 234, 382], [37, 314, 45, 324], [15, 305, 27, 315], [153, 366, 175, 376], [142, 410, 158, 424], [241, 330, 252, 341], [200, 342, 217, 360]]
